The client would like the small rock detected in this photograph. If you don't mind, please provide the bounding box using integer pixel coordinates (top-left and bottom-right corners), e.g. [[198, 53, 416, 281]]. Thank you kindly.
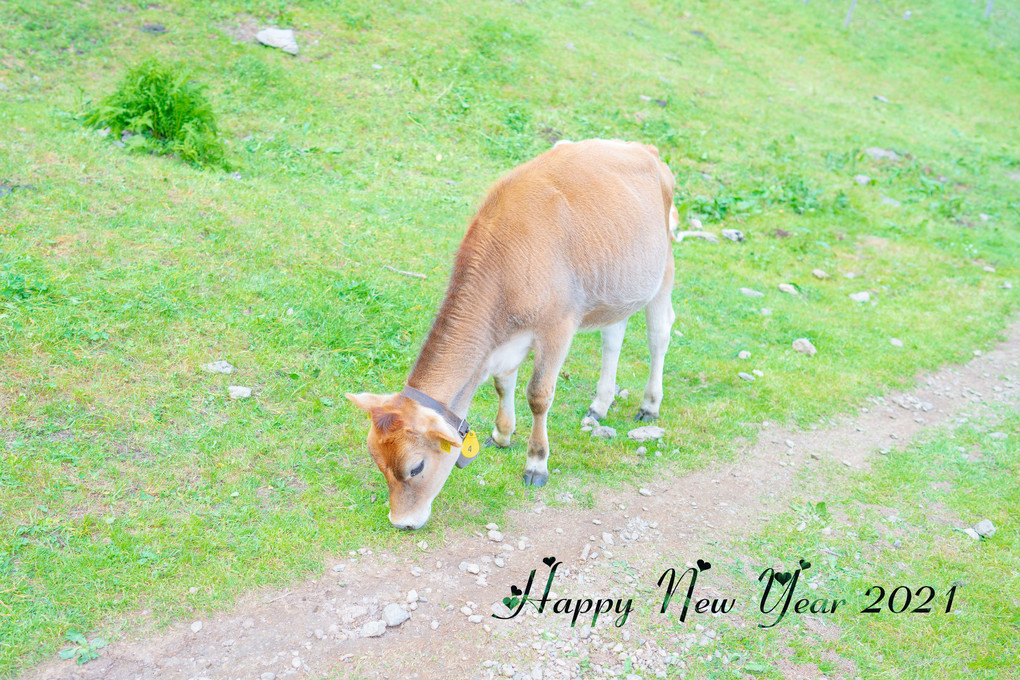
[[410, 566, 423, 577], [792, 338, 817, 357], [865, 147, 901, 161], [676, 230, 719, 244], [752, 369, 764, 377], [602, 532, 615, 546], [627, 425, 665, 442], [494, 557, 505, 568], [1003, 282, 1013, 290], [416, 540, 428, 550], [961, 527, 981, 540], [261, 673, 277, 680], [989, 432, 1007, 440], [778, 283, 798, 295], [361, 620, 387, 637], [849, 291, 871, 303], [979, 213, 990, 222], [740, 287, 765, 298], [190, 621, 202, 633], [242, 618, 255, 629], [854, 174, 872, 185], [812, 269, 830, 279], [202, 360, 235, 374], [890, 338, 903, 347], [592, 425, 617, 439], [636, 445, 647, 455], [468, 615, 483, 623], [460, 606, 473, 616], [407, 589, 419, 603], [984, 266, 996, 273], [383, 603, 410, 627], [291, 658, 302, 669], [488, 530, 504, 542], [881, 195, 902, 207], [227, 386, 252, 400], [579, 625, 592, 639], [459, 562, 480, 574], [738, 350, 751, 359], [638, 488, 653, 497], [738, 372, 755, 382], [256, 27, 299, 55], [874, 95, 890, 104], [973, 519, 996, 538], [893, 539, 902, 549], [721, 229, 745, 242], [688, 217, 703, 229], [580, 415, 598, 428], [430, 620, 439, 630]]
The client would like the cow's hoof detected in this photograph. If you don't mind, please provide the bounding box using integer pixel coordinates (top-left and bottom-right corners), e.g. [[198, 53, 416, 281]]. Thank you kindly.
[[584, 408, 605, 422], [523, 470, 548, 487], [634, 408, 658, 422], [485, 436, 510, 448]]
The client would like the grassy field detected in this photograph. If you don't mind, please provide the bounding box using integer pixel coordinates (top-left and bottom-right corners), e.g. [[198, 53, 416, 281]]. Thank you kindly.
[[678, 407, 1020, 679], [1, 0, 1018, 674]]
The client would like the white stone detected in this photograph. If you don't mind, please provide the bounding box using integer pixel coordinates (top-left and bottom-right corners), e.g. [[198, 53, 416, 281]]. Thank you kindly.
[[227, 386, 251, 400], [361, 620, 387, 637], [738, 372, 755, 382], [973, 519, 996, 537], [407, 589, 419, 603], [778, 283, 798, 295], [627, 425, 665, 442], [190, 621, 202, 633], [890, 338, 903, 347], [854, 174, 871, 185], [849, 291, 871, 303], [383, 603, 410, 627], [812, 269, 830, 279], [740, 287, 764, 297], [202, 360, 234, 374], [792, 338, 817, 357], [256, 27, 299, 55], [738, 350, 751, 359]]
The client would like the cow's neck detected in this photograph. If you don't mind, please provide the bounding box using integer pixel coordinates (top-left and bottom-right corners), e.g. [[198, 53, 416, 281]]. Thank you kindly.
[[405, 265, 501, 418]]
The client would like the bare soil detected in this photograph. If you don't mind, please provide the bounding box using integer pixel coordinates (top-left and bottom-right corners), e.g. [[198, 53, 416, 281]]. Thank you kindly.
[[23, 322, 1020, 680]]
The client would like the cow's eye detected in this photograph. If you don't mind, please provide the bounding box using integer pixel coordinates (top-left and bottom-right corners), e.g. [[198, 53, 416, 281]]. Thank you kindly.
[[409, 460, 425, 478]]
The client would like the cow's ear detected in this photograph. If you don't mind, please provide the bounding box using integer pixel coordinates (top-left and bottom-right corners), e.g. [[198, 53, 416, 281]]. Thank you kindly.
[[401, 400, 463, 448], [345, 392, 393, 414]]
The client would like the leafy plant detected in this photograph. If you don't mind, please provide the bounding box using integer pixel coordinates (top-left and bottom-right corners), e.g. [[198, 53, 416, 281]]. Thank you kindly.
[[58, 630, 107, 665], [84, 59, 226, 168]]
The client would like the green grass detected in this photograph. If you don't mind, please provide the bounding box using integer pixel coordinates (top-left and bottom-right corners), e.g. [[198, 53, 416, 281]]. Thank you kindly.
[[0, 0, 1018, 674], [678, 408, 1020, 679]]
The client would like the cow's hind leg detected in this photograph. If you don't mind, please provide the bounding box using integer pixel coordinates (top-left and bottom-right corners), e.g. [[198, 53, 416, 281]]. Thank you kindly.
[[487, 368, 518, 447], [636, 261, 676, 421], [586, 318, 627, 421], [523, 321, 575, 487]]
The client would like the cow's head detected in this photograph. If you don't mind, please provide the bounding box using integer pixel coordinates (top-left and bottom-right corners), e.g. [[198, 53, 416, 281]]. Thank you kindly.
[[345, 392, 464, 530]]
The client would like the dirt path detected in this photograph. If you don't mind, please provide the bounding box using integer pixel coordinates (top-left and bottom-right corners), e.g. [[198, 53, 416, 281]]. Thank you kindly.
[[25, 323, 1020, 680]]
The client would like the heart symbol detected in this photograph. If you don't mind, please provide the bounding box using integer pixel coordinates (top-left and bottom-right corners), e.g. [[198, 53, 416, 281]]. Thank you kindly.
[[510, 585, 522, 596], [799, 559, 812, 570], [696, 559, 712, 571], [543, 556, 556, 567], [774, 571, 792, 586], [503, 596, 520, 609]]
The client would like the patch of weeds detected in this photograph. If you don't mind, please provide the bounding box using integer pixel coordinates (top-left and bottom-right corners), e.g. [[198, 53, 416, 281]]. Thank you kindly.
[[0, 257, 54, 305], [58, 630, 107, 665], [84, 59, 227, 168]]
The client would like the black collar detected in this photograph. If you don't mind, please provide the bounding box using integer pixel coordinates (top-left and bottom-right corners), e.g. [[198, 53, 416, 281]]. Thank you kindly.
[[400, 385, 470, 438]]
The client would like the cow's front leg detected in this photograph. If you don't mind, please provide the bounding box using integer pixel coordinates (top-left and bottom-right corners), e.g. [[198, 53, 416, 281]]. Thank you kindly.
[[488, 368, 518, 447], [523, 323, 575, 487]]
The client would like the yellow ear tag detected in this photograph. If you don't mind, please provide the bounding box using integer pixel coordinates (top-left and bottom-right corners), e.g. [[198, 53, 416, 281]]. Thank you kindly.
[[455, 430, 481, 468], [440, 440, 451, 453]]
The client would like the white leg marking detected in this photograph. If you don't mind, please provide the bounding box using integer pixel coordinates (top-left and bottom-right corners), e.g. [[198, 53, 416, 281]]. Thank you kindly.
[[587, 318, 628, 420], [638, 274, 676, 420]]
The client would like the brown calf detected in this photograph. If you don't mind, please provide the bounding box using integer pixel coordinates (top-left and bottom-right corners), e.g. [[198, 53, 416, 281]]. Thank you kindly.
[[347, 138, 677, 529]]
